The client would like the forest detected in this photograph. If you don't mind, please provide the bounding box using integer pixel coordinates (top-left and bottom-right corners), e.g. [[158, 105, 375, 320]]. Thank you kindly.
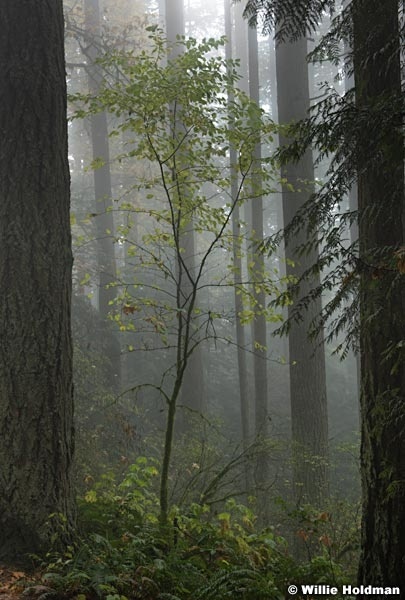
[[0, 0, 404, 598]]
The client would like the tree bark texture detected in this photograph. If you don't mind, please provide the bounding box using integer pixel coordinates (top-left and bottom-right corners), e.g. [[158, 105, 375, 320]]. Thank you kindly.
[[0, 0, 74, 558], [275, 36, 329, 506], [353, 0, 405, 589]]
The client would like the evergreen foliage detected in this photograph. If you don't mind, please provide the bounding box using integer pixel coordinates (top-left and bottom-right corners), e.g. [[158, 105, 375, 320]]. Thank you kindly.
[[244, 0, 405, 359], [242, 0, 335, 41]]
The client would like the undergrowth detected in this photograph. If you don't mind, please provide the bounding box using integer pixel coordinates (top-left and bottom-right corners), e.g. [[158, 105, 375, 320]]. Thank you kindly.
[[26, 458, 358, 600]]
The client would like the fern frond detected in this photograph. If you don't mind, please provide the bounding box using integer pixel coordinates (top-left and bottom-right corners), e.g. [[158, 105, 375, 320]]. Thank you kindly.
[[242, 0, 337, 41]]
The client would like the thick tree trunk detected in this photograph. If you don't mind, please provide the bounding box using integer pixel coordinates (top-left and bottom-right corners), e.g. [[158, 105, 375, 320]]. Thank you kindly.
[[275, 36, 329, 506], [353, 0, 405, 589], [0, 0, 74, 559]]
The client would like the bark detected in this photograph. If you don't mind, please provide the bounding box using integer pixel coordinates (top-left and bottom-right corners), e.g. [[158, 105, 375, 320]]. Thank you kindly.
[[0, 0, 74, 559], [275, 36, 329, 506], [84, 0, 121, 388], [353, 0, 405, 589]]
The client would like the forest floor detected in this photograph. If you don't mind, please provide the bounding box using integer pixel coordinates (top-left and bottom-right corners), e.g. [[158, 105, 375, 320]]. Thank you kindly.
[[0, 565, 65, 599], [0, 566, 32, 599], [0, 567, 22, 598]]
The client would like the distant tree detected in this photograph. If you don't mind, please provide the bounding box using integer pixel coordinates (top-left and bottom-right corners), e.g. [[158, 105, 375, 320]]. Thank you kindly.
[[84, 0, 117, 314], [275, 34, 329, 506], [247, 22, 271, 517], [83, 0, 121, 388], [65, 0, 151, 393], [224, 0, 251, 489], [0, 0, 74, 558], [242, 0, 405, 589], [164, 0, 206, 423]]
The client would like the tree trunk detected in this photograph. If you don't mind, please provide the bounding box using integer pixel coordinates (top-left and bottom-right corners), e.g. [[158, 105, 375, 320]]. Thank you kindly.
[[84, 0, 121, 389], [353, 0, 405, 589], [248, 25, 271, 513], [0, 0, 74, 559], [275, 35, 329, 506], [225, 0, 251, 488]]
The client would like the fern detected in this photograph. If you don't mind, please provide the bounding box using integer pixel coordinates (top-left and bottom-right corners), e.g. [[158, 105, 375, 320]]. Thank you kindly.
[[196, 568, 282, 600]]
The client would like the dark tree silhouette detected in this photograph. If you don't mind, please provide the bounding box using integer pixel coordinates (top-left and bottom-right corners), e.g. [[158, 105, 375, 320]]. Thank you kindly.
[[0, 0, 75, 559], [242, 0, 405, 587]]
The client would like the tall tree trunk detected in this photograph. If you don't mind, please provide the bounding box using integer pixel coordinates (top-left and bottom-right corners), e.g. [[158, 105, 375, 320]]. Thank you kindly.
[[0, 0, 74, 559], [225, 0, 251, 487], [247, 24, 271, 512], [353, 0, 405, 589], [234, 6, 270, 505], [84, 0, 121, 389], [275, 36, 329, 506]]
